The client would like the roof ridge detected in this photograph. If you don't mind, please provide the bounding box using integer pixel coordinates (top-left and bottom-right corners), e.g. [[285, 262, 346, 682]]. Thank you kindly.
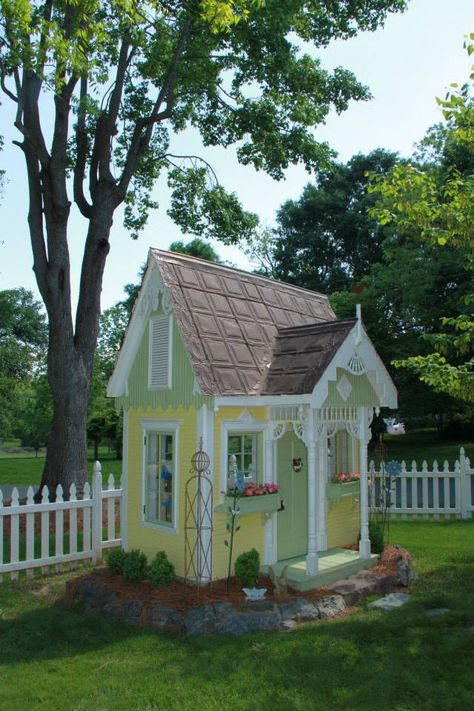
[[151, 248, 329, 301]]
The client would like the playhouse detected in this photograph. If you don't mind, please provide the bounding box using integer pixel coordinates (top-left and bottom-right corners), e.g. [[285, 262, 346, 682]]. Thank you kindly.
[[107, 249, 397, 589]]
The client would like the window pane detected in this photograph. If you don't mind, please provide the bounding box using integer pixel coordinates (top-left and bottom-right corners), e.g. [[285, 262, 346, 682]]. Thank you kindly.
[[145, 432, 174, 525]]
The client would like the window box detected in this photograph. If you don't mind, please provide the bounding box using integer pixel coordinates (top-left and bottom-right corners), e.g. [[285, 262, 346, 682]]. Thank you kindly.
[[215, 493, 281, 516], [326, 481, 360, 508]]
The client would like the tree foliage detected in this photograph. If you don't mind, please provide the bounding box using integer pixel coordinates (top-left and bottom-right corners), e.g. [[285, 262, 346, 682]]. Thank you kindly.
[[271, 149, 399, 292], [0, 0, 407, 490], [370, 37, 474, 403]]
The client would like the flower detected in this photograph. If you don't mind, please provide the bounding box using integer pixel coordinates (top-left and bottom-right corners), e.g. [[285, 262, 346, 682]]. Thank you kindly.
[[331, 471, 360, 484], [227, 482, 281, 498]]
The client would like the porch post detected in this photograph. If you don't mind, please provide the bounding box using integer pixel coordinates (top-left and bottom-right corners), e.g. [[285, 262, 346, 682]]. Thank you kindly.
[[358, 407, 371, 559], [316, 425, 328, 551], [305, 409, 318, 575], [263, 425, 277, 565]]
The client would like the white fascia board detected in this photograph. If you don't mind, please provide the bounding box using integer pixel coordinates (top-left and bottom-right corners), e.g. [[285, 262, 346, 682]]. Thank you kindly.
[[215, 393, 311, 408], [310, 324, 398, 410], [107, 252, 163, 398]]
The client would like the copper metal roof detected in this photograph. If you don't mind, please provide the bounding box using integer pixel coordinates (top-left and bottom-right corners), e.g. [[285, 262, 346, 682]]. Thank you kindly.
[[151, 249, 337, 395], [260, 319, 356, 395]]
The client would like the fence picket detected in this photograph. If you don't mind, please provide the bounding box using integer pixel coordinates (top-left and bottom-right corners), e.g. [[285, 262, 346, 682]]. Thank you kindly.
[[369, 448, 471, 519], [0, 464, 122, 582], [10, 488, 20, 581], [55, 485, 64, 573], [26, 487, 35, 579], [41, 486, 50, 575], [107, 474, 115, 542], [69, 484, 78, 566]]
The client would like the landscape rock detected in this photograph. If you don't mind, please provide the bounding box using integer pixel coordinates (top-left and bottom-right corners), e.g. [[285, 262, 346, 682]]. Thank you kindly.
[[150, 604, 185, 633], [368, 592, 411, 610], [279, 597, 319, 622], [316, 595, 346, 619], [424, 608, 451, 618], [185, 604, 217, 635]]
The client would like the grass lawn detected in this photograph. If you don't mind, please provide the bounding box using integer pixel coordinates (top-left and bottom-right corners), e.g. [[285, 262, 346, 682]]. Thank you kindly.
[[0, 455, 123, 488], [0, 519, 473, 710]]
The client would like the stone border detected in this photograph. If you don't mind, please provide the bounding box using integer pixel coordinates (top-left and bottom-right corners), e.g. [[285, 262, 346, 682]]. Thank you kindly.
[[69, 563, 410, 636]]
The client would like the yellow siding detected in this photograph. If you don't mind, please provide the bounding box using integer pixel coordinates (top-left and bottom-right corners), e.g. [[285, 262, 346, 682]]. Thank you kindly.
[[126, 405, 197, 578], [327, 497, 360, 548], [211, 406, 268, 579], [126, 404, 268, 581]]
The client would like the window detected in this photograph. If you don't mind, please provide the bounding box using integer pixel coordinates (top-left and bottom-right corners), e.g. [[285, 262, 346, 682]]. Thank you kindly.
[[144, 431, 175, 526], [228, 433, 258, 484], [148, 314, 172, 389]]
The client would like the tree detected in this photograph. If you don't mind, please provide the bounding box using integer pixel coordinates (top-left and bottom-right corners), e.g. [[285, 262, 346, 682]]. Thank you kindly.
[[370, 39, 474, 403], [0, 288, 47, 439], [0, 0, 407, 492], [270, 150, 399, 292], [169, 237, 221, 262]]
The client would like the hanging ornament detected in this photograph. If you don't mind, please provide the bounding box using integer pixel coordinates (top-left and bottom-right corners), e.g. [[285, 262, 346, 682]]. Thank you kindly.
[[383, 418, 406, 436], [292, 457, 303, 473]]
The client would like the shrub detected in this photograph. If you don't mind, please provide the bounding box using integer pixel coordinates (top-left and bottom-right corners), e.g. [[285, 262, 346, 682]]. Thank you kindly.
[[107, 548, 126, 575], [369, 520, 385, 554], [121, 549, 148, 582], [148, 551, 176, 587], [234, 548, 260, 588]]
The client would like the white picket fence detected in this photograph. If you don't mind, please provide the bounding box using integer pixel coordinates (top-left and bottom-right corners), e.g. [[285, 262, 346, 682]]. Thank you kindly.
[[369, 447, 473, 519], [0, 461, 123, 582]]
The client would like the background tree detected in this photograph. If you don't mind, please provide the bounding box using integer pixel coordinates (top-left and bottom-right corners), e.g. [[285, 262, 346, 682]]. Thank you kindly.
[[370, 39, 474, 403], [0, 0, 407, 491], [169, 237, 221, 263], [270, 150, 399, 292], [0, 288, 47, 440]]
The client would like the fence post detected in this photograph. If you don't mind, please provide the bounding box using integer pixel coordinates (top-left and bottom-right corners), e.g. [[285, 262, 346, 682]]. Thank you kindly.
[[92, 461, 103, 563], [460, 447, 469, 520]]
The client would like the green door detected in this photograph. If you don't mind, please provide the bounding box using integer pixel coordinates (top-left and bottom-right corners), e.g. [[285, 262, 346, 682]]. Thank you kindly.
[[277, 431, 308, 560]]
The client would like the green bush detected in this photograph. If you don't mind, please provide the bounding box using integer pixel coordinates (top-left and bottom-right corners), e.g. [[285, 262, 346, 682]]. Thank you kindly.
[[234, 548, 260, 588], [369, 520, 385, 554], [107, 548, 126, 575], [148, 551, 176, 587], [121, 549, 148, 582]]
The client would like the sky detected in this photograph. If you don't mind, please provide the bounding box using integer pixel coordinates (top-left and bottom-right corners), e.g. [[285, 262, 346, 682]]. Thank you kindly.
[[0, 0, 472, 311]]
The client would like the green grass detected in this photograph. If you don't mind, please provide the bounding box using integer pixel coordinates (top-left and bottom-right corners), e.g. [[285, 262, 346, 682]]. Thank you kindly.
[[0, 455, 123, 487], [0, 520, 473, 710], [370, 427, 472, 465]]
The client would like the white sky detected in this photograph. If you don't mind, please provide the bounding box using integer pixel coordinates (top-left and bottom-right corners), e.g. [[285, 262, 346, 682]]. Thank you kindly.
[[0, 0, 472, 311]]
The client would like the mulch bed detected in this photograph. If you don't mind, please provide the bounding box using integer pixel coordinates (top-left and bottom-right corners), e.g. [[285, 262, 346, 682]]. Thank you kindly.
[[65, 566, 333, 614]]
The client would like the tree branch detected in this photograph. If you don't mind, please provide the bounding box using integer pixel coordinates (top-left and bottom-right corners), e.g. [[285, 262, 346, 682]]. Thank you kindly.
[[116, 18, 193, 200], [74, 76, 93, 218]]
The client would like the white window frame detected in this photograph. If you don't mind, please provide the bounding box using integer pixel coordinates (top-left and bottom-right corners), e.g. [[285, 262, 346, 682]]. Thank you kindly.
[[148, 314, 173, 390], [140, 419, 180, 534], [220, 421, 267, 500]]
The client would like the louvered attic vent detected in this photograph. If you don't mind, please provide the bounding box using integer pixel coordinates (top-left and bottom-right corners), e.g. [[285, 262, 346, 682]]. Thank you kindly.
[[148, 314, 171, 389]]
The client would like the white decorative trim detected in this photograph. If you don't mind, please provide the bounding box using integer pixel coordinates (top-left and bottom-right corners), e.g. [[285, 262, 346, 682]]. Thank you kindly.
[[271, 422, 286, 440], [310, 322, 398, 409], [346, 353, 367, 376], [108, 255, 173, 397], [292, 420, 305, 443], [139, 419, 180, 534], [336, 374, 353, 401], [238, 409, 254, 425], [121, 409, 129, 551], [219, 419, 269, 501], [346, 421, 360, 438]]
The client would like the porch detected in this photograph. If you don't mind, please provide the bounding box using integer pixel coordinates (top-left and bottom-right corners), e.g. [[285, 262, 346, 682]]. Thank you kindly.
[[268, 548, 379, 592]]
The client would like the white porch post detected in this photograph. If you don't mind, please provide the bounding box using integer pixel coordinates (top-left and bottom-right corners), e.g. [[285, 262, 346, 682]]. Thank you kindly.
[[358, 406, 371, 559], [263, 425, 277, 565], [316, 425, 328, 552], [306, 410, 318, 575]]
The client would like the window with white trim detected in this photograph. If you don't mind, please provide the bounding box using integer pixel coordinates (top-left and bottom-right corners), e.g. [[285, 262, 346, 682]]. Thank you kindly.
[[144, 430, 175, 526], [227, 433, 259, 484], [148, 314, 172, 389]]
